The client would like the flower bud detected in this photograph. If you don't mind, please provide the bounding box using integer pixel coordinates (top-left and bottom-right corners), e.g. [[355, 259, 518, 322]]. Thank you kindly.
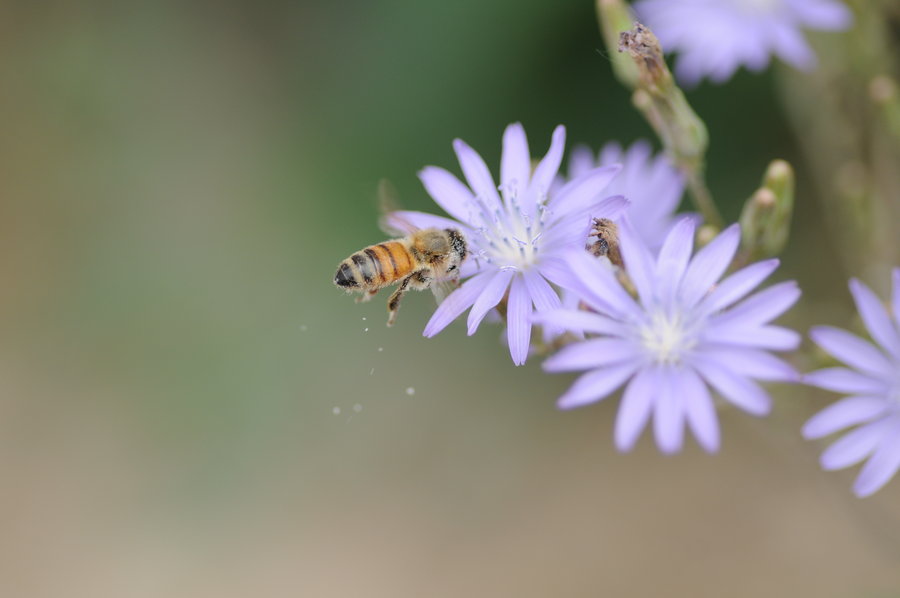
[[739, 160, 795, 259]]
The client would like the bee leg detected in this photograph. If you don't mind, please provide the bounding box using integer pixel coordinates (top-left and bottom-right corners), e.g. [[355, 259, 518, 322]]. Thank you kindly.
[[410, 271, 433, 288], [355, 289, 378, 304], [386, 275, 413, 327]]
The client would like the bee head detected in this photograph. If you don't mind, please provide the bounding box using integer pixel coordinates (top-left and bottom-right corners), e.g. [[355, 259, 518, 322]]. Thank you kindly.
[[444, 228, 468, 274]]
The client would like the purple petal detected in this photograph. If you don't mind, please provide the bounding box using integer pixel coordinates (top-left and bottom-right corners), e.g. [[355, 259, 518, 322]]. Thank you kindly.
[[500, 123, 530, 201], [802, 396, 890, 440], [853, 420, 900, 497], [532, 309, 628, 336], [653, 367, 685, 454], [618, 218, 658, 307], [522, 270, 562, 336], [703, 259, 780, 312], [788, 0, 853, 30], [418, 167, 477, 225], [506, 275, 532, 365], [467, 269, 514, 335], [655, 217, 695, 302], [692, 347, 799, 382], [820, 418, 892, 471], [527, 125, 566, 205], [543, 338, 640, 373], [715, 281, 801, 327], [849, 278, 900, 361], [452, 138, 502, 211], [557, 361, 636, 410], [567, 144, 596, 180], [809, 326, 895, 378], [559, 250, 643, 319], [692, 357, 772, 416], [549, 165, 622, 217], [615, 367, 657, 451], [423, 271, 493, 337], [680, 223, 741, 307], [680, 367, 720, 453], [770, 20, 816, 70], [702, 323, 802, 351], [892, 268, 900, 325], [804, 367, 890, 395], [522, 270, 560, 314]]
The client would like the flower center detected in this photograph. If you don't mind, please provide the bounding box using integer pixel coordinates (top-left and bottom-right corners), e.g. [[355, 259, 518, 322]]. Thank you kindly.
[[730, 0, 781, 15], [471, 183, 548, 271], [639, 309, 698, 365]]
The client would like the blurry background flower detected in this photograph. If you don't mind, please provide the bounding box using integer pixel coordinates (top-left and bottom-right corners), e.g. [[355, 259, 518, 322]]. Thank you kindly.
[[539, 220, 800, 453], [634, 0, 854, 85], [565, 140, 687, 250], [803, 270, 900, 497]]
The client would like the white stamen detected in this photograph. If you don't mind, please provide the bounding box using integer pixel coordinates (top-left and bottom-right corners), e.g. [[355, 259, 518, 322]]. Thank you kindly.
[[639, 310, 699, 364]]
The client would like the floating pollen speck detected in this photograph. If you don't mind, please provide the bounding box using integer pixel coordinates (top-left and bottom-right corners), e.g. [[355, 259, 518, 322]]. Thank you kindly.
[[405, 387, 415, 396], [353, 403, 363, 413], [332, 406, 341, 415]]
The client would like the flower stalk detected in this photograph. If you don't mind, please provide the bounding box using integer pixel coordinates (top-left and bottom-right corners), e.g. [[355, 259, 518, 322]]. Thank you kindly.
[[614, 22, 723, 230]]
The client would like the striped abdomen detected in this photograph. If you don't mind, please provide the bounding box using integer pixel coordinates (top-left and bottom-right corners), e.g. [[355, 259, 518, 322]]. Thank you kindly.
[[334, 241, 416, 290]]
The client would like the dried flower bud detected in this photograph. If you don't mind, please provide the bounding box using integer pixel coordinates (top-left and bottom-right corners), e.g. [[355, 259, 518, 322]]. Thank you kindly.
[[596, 0, 640, 89]]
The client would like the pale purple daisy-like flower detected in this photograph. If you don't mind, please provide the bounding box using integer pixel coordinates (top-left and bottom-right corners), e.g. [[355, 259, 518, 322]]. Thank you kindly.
[[634, 0, 853, 86], [537, 218, 801, 453], [803, 270, 900, 497], [566, 140, 687, 251], [387, 123, 626, 365]]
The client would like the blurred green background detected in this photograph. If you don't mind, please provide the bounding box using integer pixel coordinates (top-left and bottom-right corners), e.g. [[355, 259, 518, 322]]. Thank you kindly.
[[2, 1, 898, 596]]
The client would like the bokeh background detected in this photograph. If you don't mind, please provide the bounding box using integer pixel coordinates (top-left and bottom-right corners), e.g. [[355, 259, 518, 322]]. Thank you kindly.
[[2, 1, 899, 596]]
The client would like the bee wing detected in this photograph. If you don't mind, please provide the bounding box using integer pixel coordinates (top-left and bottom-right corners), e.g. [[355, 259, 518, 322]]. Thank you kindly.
[[429, 274, 460, 305], [377, 178, 420, 236]]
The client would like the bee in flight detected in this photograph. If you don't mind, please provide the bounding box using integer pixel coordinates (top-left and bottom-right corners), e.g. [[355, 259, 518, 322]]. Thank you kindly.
[[333, 227, 468, 326], [334, 180, 469, 326]]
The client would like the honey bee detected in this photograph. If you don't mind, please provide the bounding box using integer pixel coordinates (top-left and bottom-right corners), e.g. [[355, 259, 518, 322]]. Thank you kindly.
[[587, 217, 622, 267], [334, 227, 468, 326]]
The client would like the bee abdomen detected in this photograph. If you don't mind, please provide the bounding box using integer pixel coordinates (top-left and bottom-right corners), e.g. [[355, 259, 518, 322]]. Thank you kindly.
[[334, 262, 358, 288], [335, 241, 415, 291]]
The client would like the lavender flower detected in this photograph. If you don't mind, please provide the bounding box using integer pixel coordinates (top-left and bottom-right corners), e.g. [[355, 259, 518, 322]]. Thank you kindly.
[[537, 218, 800, 453], [633, 0, 853, 86], [803, 270, 900, 497], [387, 123, 626, 365], [566, 140, 687, 251]]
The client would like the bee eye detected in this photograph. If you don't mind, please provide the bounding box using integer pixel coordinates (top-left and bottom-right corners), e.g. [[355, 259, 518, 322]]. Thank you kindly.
[[448, 265, 456, 271]]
